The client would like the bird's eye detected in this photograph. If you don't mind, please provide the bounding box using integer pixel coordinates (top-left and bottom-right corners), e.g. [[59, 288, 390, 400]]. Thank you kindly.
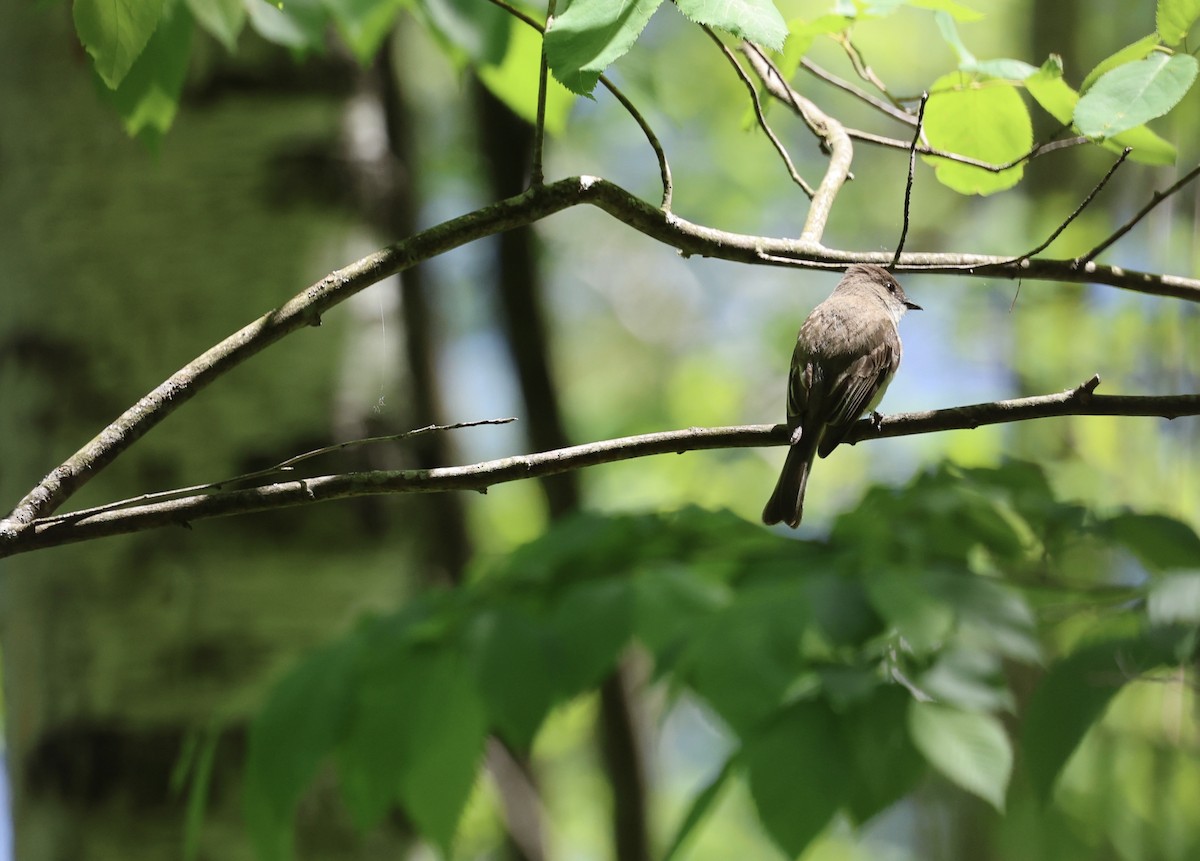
[[887, 282, 897, 293]]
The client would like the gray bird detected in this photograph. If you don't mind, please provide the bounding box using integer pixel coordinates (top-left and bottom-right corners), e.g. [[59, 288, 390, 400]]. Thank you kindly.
[[762, 264, 921, 528]]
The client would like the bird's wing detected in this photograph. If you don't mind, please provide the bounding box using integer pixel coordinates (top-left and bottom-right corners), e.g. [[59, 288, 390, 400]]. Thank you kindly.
[[815, 318, 902, 458]]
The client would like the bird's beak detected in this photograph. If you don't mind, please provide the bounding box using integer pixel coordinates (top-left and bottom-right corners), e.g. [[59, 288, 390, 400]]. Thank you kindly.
[[905, 300, 922, 311]]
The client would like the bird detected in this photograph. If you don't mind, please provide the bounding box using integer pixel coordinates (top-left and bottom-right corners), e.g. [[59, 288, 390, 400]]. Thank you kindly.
[[762, 264, 921, 528]]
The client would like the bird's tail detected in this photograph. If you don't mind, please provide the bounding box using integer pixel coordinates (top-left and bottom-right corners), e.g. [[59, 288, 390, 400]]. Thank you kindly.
[[761, 437, 818, 528]]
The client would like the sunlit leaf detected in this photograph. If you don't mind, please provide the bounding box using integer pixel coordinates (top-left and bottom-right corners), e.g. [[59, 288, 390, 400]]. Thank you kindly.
[[185, 0, 244, 51], [675, 0, 788, 51], [479, 19, 576, 135], [1081, 33, 1161, 92], [544, 0, 665, 95], [1074, 52, 1198, 139], [933, 10, 975, 65], [745, 701, 847, 857], [922, 72, 1032, 194], [1157, 0, 1200, 45], [778, 15, 851, 78], [104, 0, 194, 144], [1027, 56, 1176, 164], [968, 58, 1037, 80], [74, 0, 165, 88], [908, 701, 1012, 810]]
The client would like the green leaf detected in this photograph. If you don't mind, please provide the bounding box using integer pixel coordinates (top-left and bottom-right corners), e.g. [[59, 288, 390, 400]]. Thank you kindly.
[[922, 72, 1032, 195], [1158, 0, 1200, 45], [745, 702, 847, 857], [1101, 512, 1200, 571], [103, 0, 194, 143], [1148, 574, 1200, 625], [326, 0, 411, 64], [544, 0, 665, 95], [930, 572, 1039, 663], [74, 0, 165, 88], [865, 569, 955, 653], [1021, 633, 1183, 802], [479, 19, 577, 136], [681, 582, 810, 733], [551, 579, 634, 695], [1025, 55, 1075, 123], [395, 650, 487, 854], [420, 0, 511, 67], [918, 648, 1014, 712], [633, 565, 728, 664], [933, 10, 975, 65], [661, 755, 738, 861], [675, 0, 788, 51], [1074, 52, 1198, 139], [779, 15, 851, 79], [467, 603, 559, 749], [1106, 124, 1177, 164], [337, 642, 485, 853], [967, 58, 1037, 81], [244, 0, 329, 52], [1081, 34, 1162, 92], [246, 637, 362, 861], [840, 686, 924, 823], [185, 0, 244, 51], [1027, 56, 1177, 165], [908, 701, 1012, 810]]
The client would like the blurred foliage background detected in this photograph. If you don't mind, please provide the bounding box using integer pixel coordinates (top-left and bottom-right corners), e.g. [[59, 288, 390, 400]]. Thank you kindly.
[[2, 0, 1200, 860]]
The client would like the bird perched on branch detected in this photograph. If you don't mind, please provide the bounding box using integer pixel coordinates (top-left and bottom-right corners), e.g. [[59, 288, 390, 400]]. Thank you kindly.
[[762, 264, 921, 528]]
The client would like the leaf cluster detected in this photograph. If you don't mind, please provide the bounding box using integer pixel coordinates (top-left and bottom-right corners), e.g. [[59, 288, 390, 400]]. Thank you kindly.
[[244, 460, 1200, 859], [71, 0, 1200, 195]]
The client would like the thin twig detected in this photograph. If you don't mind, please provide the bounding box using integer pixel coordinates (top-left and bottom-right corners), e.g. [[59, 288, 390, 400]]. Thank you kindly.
[[35, 418, 518, 526], [835, 35, 906, 109], [1019, 148, 1131, 260], [531, 0, 557, 186], [798, 57, 916, 125], [704, 27, 814, 198], [598, 73, 674, 210], [1078, 161, 1200, 264], [892, 93, 928, 267], [483, 0, 672, 208], [10, 377, 1200, 557], [849, 128, 1091, 172]]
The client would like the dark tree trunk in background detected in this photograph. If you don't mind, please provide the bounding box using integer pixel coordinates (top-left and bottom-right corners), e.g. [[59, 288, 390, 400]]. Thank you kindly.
[[0, 7, 416, 860], [474, 83, 652, 861]]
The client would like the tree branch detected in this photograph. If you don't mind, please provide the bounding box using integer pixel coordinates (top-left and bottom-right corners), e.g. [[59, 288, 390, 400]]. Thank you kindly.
[[740, 43, 852, 243], [7, 176, 1200, 546], [7, 378, 1198, 557]]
